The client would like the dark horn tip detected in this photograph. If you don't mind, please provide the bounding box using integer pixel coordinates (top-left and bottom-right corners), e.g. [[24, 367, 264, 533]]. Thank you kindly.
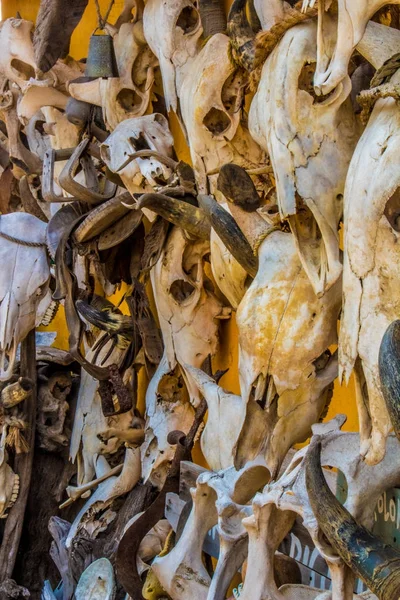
[[217, 163, 261, 212], [379, 320, 400, 440]]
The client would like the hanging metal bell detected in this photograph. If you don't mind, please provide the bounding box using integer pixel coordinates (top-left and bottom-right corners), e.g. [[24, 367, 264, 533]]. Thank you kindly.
[[85, 31, 119, 79]]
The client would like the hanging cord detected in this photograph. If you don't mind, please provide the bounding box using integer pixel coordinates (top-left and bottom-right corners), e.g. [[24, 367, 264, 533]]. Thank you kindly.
[[0, 216, 46, 248], [94, 0, 116, 30]]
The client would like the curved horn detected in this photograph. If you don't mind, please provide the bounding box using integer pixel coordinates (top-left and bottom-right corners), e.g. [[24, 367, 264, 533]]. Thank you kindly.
[[198, 194, 258, 278], [217, 163, 261, 212], [198, 0, 227, 37], [227, 0, 256, 72], [305, 440, 400, 599], [134, 193, 211, 241], [76, 298, 133, 338], [379, 320, 400, 441]]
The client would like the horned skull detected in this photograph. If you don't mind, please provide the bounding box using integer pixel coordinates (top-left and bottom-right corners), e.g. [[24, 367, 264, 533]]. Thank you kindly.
[[0, 213, 51, 381], [143, 0, 203, 113], [249, 19, 359, 296]]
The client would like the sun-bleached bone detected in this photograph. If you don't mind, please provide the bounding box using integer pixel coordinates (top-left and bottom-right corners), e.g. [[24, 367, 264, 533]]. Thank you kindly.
[[184, 364, 243, 471], [339, 67, 400, 466], [143, 0, 203, 113], [69, 20, 157, 130], [65, 446, 141, 548], [239, 417, 400, 600], [153, 464, 268, 600], [17, 82, 69, 124], [69, 339, 134, 487], [0, 213, 51, 381], [137, 519, 171, 575], [0, 18, 38, 92], [0, 425, 19, 519], [235, 228, 340, 477], [249, 19, 359, 296], [304, 0, 400, 96], [75, 558, 116, 600], [180, 33, 268, 194]]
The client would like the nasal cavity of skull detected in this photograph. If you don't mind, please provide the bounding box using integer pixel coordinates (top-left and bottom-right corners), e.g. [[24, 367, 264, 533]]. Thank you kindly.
[[176, 5, 200, 34], [117, 89, 142, 111], [170, 279, 195, 303], [203, 107, 231, 136], [129, 133, 150, 151], [10, 58, 35, 81], [384, 187, 400, 232], [221, 70, 244, 115], [299, 62, 335, 103]]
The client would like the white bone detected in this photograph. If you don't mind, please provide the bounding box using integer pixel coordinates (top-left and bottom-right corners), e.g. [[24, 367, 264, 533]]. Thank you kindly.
[[0, 213, 51, 381], [249, 19, 359, 296], [0, 18, 38, 92], [339, 68, 400, 465], [235, 229, 341, 477], [75, 558, 115, 600], [17, 83, 68, 124]]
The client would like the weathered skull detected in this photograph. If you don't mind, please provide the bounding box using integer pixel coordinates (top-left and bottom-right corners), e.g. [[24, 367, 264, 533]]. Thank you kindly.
[[249, 19, 359, 296], [0, 18, 38, 92], [143, 0, 203, 113], [100, 114, 175, 192], [37, 371, 72, 452], [235, 229, 340, 477], [69, 20, 158, 130], [180, 33, 267, 193], [0, 213, 51, 381], [339, 69, 400, 465], [303, 0, 400, 95]]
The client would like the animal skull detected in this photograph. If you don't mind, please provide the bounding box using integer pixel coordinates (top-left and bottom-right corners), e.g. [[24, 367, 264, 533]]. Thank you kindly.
[[143, 0, 203, 113], [37, 371, 72, 452], [235, 229, 340, 477], [303, 0, 400, 96], [69, 20, 158, 130], [249, 19, 359, 296], [339, 68, 400, 465], [0, 18, 38, 92], [0, 213, 51, 381], [180, 33, 268, 194]]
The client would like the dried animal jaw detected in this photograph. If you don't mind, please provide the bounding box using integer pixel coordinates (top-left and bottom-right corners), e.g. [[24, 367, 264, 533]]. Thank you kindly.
[[235, 230, 340, 475], [310, 0, 400, 96], [0, 426, 20, 519], [0, 213, 51, 381], [0, 18, 38, 92], [249, 19, 358, 296], [100, 114, 175, 194], [339, 81, 400, 465], [143, 0, 203, 113]]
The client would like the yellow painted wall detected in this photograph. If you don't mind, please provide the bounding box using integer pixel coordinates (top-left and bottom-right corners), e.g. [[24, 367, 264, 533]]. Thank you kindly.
[[2, 0, 359, 443]]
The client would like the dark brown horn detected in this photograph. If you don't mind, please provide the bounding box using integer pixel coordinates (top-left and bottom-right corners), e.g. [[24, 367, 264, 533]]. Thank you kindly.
[[76, 298, 133, 339], [136, 193, 211, 240], [379, 320, 400, 440], [305, 440, 400, 599], [217, 163, 261, 212], [199, 0, 227, 37], [227, 0, 256, 72], [198, 194, 258, 277]]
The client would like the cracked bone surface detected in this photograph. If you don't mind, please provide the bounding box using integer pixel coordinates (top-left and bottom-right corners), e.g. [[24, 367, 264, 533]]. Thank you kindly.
[[143, 0, 203, 113], [240, 416, 399, 600], [339, 67, 400, 466], [249, 19, 359, 296], [0, 213, 51, 381], [234, 228, 340, 477], [153, 464, 268, 600], [0, 425, 20, 519], [69, 19, 158, 130], [142, 225, 230, 487], [179, 33, 268, 193], [0, 18, 38, 92], [304, 0, 400, 96]]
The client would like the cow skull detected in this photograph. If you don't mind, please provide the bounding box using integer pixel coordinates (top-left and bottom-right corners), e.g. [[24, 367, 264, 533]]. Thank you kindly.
[[339, 67, 400, 465], [303, 0, 400, 96], [0, 213, 51, 381], [0, 18, 38, 92], [235, 228, 340, 477], [69, 20, 158, 130], [143, 0, 203, 113], [249, 19, 359, 296]]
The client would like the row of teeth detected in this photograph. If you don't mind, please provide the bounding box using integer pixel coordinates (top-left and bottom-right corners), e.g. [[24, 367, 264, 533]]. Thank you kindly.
[[40, 300, 60, 327], [302, 0, 316, 12]]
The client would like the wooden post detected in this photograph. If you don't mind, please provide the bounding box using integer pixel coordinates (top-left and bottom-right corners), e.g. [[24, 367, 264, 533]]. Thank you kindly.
[[0, 329, 37, 582]]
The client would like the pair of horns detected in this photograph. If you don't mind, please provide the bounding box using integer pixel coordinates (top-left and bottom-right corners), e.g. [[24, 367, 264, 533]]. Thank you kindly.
[[306, 441, 400, 599]]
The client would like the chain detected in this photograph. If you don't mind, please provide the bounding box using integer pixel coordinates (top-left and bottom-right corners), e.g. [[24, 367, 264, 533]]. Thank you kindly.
[[94, 0, 116, 30]]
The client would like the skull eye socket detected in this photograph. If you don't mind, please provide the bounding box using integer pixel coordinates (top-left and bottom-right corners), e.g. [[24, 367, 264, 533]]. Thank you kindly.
[[176, 5, 200, 34], [129, 133, 151, 151], [384, 187, 400, 233], [169, 279, 195, 303], [10, 58, 35, 81], [117, 89, 142, 111], [203, 107, 231, 136]]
